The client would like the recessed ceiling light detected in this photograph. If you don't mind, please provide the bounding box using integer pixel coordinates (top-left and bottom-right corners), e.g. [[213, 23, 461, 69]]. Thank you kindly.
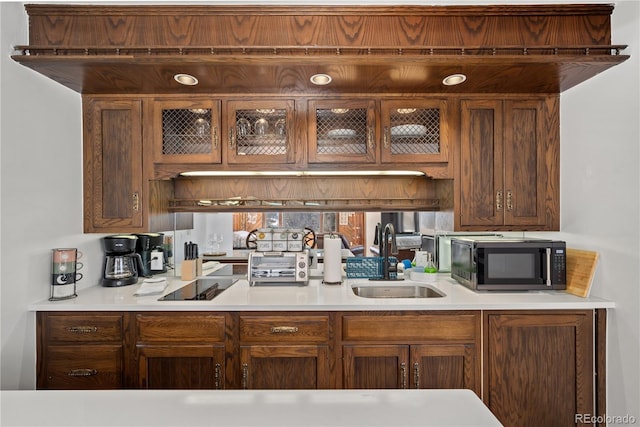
[[442, 73, 467, 86], [310, 73, 332, 85], [174, 73, 199, 86]]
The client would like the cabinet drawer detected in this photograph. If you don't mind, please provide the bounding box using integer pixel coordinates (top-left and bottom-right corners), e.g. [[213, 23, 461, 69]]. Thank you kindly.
[[46, 314, 122, 343], [43, 345, 122, 389], [240, 315, 329, 343], [342, 313, 479, 342], [136, 314, 225, 342]]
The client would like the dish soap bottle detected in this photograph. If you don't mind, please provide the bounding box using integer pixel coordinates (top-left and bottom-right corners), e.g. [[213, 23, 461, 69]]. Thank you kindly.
[[424, 253, 437, 274]]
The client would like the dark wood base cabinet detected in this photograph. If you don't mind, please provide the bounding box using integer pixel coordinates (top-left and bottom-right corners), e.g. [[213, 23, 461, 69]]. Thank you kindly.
[[37, 309, 605, 426], [484, 310, 603, 427]]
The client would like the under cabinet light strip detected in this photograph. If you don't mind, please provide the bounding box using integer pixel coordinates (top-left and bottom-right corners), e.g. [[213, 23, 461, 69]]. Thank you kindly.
[[179, 170, 425, 177]]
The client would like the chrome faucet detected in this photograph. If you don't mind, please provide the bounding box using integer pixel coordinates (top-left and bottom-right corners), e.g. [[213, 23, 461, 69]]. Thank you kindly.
[[372, 222, 403, 281]]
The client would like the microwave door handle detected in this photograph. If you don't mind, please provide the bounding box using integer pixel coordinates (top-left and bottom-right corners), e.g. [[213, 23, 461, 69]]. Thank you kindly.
[[545, 248, 552, 286]]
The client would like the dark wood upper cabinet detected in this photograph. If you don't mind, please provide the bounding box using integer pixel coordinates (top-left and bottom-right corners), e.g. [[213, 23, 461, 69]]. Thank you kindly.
[[12, 5, 628, 95]]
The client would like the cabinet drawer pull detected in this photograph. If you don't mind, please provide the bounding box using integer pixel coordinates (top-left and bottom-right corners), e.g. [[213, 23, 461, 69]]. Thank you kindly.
[[214, 363, 222, 390], [400, 362, 407, 389], [68, 369, 98, 377], [66, 326, 98, 334], [132, 192, 140, 213], [242, 363, 248, 390], [383, 126, 390, 148], [229, 128, 236, 150], [413, 362, 420, 389], [506, 190, 513, 211], [367, 126, 375, 150], [270, 326, 299, 334], [212, 126, 219, 149], [496, 191, 503, 211]]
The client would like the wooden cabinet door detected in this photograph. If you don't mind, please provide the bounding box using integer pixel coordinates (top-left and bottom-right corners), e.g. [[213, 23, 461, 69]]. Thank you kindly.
[[240, 345, 330, 389], [343, 345, 410, 389], [308, 99, 377, 163], [459, 99, 504, 228], [380, 99, 449, 163], [502, 100, 547, 227], [42, 345, 123, 389], [225, 100, 295, 164], [151, 99, 221, 164], [484, 311, 594, 427], [83, 98, 143, 232], [411, 344, 479, 394], [137, 345, 225, 389]]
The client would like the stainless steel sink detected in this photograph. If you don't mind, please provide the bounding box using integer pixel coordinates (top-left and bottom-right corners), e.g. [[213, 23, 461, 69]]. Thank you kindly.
[[352, 285, 445, 299]]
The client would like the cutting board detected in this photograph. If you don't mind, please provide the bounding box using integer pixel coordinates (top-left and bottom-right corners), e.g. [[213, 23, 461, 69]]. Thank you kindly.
[[565, 248, 600, 297]]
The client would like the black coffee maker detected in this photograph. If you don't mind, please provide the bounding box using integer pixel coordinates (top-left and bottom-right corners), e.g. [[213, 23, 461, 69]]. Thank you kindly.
[[134, 233, 167, 276], [102, 235, 145, 287]]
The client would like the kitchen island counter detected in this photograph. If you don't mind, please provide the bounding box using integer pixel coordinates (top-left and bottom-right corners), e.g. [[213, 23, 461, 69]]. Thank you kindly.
[[28, 267, 613, 312], [1, 389, 502, 426]]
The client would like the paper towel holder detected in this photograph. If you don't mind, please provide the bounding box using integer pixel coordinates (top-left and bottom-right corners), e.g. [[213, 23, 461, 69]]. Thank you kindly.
[[322, 233, 343, 285]]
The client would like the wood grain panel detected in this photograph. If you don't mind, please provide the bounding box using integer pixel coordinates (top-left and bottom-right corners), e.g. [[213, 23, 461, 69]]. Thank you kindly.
[[136, 313, 225, 342], [239, 315, 329, 343], [484, 311, 594, 427], [343, 345, 409, 389], [342, 313, 479, 342], [47, 314, 122, 343], [45, 345, 123, 389]]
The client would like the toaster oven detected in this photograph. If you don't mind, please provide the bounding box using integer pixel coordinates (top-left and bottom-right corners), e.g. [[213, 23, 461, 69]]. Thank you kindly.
[[248, 251, 310, 286]]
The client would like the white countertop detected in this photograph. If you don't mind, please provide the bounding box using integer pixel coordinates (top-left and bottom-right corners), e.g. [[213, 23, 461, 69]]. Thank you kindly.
[[0, 389, 502, 427], [29, 263, 614, 312]]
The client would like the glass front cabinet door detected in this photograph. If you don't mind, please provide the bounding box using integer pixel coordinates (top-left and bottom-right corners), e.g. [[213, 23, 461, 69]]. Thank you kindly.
[[152, 99, 221, 164], [380, 100, 449, 163], [225, 100, 296, 165], [308, 100, 377, 164]]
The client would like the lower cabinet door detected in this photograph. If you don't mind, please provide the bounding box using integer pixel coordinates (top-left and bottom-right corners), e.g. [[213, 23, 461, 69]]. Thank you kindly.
[[43, 345, 123, 389], [343, 345, 410, 389], [240, 345, 329, 389], [411, 344, 479, 394], [137, 345, 225, 389]]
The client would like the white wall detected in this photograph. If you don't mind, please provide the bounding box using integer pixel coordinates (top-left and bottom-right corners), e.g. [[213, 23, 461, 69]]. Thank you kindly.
[[1, 2, 638, 421]]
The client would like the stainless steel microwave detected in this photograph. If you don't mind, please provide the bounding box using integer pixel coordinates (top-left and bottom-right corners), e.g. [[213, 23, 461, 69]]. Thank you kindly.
[[450, 237, 566, 291]]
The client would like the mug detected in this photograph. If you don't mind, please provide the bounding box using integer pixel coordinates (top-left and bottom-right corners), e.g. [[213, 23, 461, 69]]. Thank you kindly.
[[52, 248, 83, 263], [52, 272, 83, 286], [52, 261, 83, 274]]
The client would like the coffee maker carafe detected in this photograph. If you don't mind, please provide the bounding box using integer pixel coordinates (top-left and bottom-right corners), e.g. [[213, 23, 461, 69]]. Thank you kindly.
[[102, 235, 145, 287], [134, 233, 166, 276]]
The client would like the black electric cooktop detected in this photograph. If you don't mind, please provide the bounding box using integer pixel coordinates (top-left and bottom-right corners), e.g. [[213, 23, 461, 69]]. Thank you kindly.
[[158, 264, 240, 301]]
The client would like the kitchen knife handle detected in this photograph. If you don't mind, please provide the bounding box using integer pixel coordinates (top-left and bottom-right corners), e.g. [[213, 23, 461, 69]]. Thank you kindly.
[[400, 362, 407, 389]]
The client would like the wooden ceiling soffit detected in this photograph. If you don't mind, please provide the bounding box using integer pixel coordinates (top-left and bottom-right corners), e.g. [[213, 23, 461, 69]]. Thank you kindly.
[[169, 176, 439, 213], [11, 4, 630, 95]]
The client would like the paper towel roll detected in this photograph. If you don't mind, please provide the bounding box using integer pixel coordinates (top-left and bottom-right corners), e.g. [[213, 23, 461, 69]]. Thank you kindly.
[[323, 234, 343, 285]]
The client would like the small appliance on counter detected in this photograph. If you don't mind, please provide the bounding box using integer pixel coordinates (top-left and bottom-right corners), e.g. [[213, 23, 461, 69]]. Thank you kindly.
[[134, 233, 166, 276], [248, 251, 309, 286], [421, 232, 503, 272], [450, 236, 566, 291], [102, 235, 145, 287]]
